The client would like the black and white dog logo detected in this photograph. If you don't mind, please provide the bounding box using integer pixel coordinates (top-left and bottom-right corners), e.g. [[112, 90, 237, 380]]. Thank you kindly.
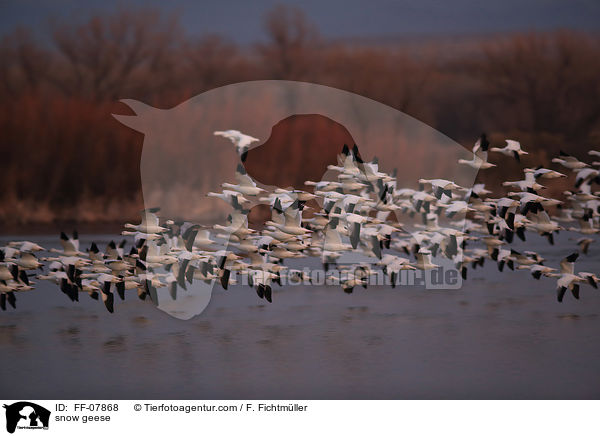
[[3, 402, 50, 433]]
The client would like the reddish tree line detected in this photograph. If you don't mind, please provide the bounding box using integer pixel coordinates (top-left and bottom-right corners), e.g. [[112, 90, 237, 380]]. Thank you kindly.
[[1, 6, 599, 226]]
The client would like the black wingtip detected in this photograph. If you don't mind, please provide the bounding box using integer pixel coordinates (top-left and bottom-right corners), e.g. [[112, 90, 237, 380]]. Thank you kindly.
[[557, 286, 567, 302], [19, 270, 29, 286], [571, 284, 580, 300], [10, 264, 18, 281], [256, 284, 264, 299], [138, 246, 148, 262], [480, 133, 489, 151], [565, 252, 579, 263], [353, 144, 364, 163], [104, 292, 114, 313], [217, 255, 227, 270], [116, 281, 125, 300], [183, 226, 199, 252], [220, 269, 230, 290], [6, 292, 16, 309]]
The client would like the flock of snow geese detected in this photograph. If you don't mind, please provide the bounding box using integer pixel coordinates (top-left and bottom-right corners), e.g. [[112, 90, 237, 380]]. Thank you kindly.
[[1, 130, 600, 313]]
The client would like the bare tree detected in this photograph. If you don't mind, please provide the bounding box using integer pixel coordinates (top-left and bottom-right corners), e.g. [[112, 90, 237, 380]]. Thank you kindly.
[[257, 5, 320, 80], [475, 32, 600, 147], [181, 34, 258, 95], [0, 28, 50, 98], [50, 9, 182, 101]]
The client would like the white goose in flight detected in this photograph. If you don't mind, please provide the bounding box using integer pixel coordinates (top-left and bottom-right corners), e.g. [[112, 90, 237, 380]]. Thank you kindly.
[[416, 249, 437, 270], [490, 139, 528, 161], [502, 171, 545, 192], [214, 130, 259, 162], [552, 151, 589, 170], [459, 134, 496, 169], [222, 164, 265, 196], [553, 253, 585, 302], [525, 167, 566, 180], [124, 208, 167, 234]]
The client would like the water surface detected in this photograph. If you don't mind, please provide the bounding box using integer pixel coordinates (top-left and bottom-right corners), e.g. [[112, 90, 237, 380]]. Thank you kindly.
[[1, 233, 599, 399]]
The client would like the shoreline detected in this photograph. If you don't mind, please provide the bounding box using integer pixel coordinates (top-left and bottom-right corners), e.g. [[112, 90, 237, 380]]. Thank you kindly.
[[0, 222, 127, 237]]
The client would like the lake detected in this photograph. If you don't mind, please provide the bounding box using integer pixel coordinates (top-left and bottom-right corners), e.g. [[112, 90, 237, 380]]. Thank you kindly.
[[1, 233, 599, 399]]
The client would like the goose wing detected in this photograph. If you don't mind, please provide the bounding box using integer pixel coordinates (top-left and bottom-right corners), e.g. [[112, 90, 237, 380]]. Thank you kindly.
[[560, 253, 578, 275], [324, 228, 343, 246], [505, 140, 522, 151], [234, 164, 257, 187]]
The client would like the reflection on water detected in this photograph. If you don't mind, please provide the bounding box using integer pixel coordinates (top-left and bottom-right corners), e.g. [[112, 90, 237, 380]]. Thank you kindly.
[[1, 233, 600, 399]]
